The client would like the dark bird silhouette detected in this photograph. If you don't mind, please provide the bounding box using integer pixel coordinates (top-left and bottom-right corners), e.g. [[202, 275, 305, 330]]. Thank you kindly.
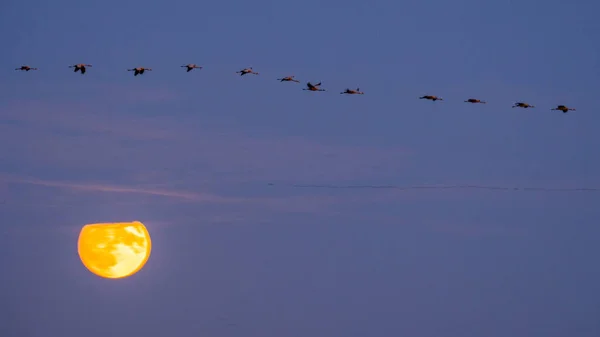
[[303, 82, 325, 91], [15, 65, 38, 71], [464, 98, 486, 104], [420, 95, 443, 101], [236, 67, 259, 76], [341, 87, 364, 95], [69, 64, 92, 74], [127, 67, 152, 76], [512, 102, 535, 108], [181, 64, 202, 72], [551, 105, 576, 113], [277, 75, 300, 83]]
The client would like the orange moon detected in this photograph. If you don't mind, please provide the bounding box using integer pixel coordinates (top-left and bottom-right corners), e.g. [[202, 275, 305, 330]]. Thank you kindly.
[[77, 221, 152, 279]]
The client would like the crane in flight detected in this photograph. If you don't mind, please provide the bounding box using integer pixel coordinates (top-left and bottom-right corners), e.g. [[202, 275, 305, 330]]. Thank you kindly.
[[15, 65, 38, 71], [420, 95, 443, 101], [236, 67, 259, 76], [127, 67, 153, 76], [341, 87, 364, 95], [181, 64, 202, 72], [277, 75, 300, 83], [303, 82, 325, 92], [512, 102, 535, 108], [551, 105, 575, 113], [69, 64, 92, 74]]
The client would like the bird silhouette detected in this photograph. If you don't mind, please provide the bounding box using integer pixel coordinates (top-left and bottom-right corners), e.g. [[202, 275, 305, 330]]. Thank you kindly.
[[303, 82, 325, 91]]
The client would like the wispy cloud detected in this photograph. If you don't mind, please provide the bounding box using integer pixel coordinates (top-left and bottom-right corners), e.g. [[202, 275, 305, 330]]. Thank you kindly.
[[1, 99, 412, 185], [0, 173, 243, 203], [1, 100, 173, 140], [0, 97, 421, 230], [0, 172, 345, 219]]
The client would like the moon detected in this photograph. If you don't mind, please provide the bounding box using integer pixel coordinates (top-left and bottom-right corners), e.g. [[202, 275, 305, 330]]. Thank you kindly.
[[77, 221, 152, 279]]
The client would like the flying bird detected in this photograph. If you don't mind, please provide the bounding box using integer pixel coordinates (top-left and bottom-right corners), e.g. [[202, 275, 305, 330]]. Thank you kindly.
[[181, 64, 202, 72], [464, 98, 486, 104], [127, 67, 152, 76], [420, 95, 443, 101], [341, 87, 364, 95], [69, 64, 92, 74], [236, 67, 259, 76], [551, 105, 575, 113], [303, 82, 325, 91], [277, 75, 300, 83], [512, 102, 534, 108], [15, 65, 38, 71]]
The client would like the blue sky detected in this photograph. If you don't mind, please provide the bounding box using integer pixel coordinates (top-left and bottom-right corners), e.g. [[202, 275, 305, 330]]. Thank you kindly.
[[1, 0, 599, 336]]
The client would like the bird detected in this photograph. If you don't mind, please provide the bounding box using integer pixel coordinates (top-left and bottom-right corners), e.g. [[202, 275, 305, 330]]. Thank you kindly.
[[181, 64, 202, 72], [420, 95, 443, 101], [464, 98, 486, 104], [341, 87, 364, 95], [277, 75, 300, 83], [236, 67, 259, 76], [303, 82, 325, 91], [551, 105, 576, 113], [69, 64, 92, 74], [127, 67, 152, 76], [512, 102, 534, 108], [15, 65, 38, 71]]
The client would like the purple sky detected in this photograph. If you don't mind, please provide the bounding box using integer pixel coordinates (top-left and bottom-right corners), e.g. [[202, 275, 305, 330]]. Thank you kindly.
[[2, 0, 600, 336]]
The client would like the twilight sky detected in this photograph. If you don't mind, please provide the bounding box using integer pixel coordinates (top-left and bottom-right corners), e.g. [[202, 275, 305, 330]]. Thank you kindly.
[[1, 0, 600, 336]]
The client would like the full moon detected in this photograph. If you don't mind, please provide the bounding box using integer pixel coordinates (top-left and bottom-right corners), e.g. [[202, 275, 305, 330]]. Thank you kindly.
[[77, 221, 152, 279]]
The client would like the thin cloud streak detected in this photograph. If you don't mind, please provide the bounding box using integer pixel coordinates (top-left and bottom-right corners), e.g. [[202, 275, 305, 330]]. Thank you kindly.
[[1, 99, 413, 184], [1, 100, 175, 139], [0, 173, 343, 215], [0, 174, 240, 203]]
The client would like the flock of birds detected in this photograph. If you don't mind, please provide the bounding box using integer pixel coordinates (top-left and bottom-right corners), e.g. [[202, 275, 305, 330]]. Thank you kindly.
[[9, 63, 594, 195], [15, 63, 577, 113]]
